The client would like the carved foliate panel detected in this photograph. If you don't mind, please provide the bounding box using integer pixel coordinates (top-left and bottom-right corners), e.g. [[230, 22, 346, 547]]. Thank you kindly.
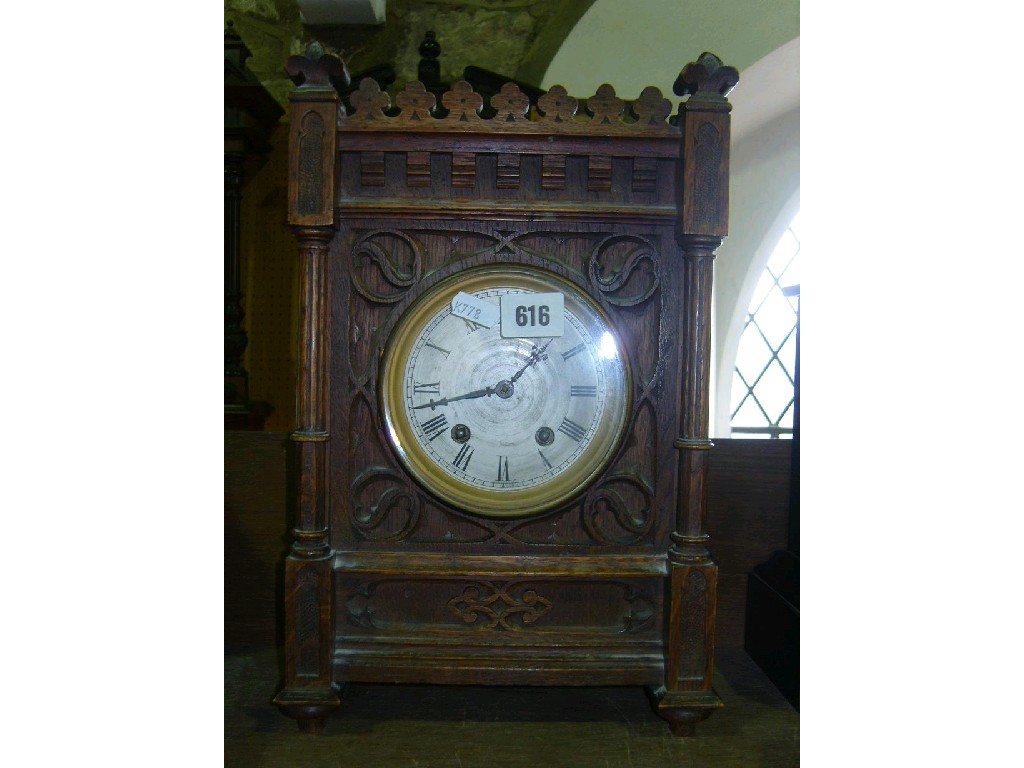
[[332, 222, 677, 551], [338, 577, 662, 637]]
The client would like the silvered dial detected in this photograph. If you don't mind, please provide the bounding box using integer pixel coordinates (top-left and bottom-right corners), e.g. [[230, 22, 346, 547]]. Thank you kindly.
[[380, 266, 630, 518]]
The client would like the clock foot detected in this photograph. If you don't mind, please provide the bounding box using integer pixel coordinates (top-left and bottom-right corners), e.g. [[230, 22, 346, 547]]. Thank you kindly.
[[647, 686, 722, 737], [273, 686, 341, 734], [296, 716, 326, 735]]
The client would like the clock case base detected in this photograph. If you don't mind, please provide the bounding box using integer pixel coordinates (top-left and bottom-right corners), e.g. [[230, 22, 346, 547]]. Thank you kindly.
[[274, 47, 737, 737], [273, 558, 723, 735], [274, 552, 724, 734]]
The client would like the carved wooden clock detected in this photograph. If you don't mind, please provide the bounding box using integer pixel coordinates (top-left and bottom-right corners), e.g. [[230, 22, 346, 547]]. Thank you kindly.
[[273, 41, 739, 737]]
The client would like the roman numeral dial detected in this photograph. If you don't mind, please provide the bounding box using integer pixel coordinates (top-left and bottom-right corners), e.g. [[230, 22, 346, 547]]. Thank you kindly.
[[380, 266, 630, 518], [420, 413, 449, 441], [453, 443, 474, 471], [557, 416, 587, 442]]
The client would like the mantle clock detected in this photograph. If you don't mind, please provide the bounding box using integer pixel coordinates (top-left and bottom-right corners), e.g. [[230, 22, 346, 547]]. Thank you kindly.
[[273, 42, 739, 737]]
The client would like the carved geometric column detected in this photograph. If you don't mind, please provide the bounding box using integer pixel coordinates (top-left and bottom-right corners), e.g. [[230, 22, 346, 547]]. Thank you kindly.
[[272, 43, 348, 733], [652, 52, 739, 737], [273, 225, 338, 733]]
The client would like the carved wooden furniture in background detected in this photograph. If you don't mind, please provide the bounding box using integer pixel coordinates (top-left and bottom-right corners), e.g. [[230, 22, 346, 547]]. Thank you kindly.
[[273, 43, 738, 736], [224, 21, 284, 429]]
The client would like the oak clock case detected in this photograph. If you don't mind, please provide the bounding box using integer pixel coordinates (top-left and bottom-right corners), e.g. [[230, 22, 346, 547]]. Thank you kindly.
[[275, 44, 738, 738], [380, 265, 631, 518]]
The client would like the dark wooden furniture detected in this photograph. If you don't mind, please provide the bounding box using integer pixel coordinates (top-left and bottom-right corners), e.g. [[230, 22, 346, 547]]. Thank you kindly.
[[273, 43, 738, 736], [224, 21, 283, 429], [745, 286, 800, 708]]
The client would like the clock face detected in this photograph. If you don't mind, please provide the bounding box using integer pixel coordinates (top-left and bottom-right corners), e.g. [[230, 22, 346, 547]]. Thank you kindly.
[[380, 265, 631, 517]]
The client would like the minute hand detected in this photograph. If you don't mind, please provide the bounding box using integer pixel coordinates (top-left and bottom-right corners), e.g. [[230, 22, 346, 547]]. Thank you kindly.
[[411, 385, 496, 409]]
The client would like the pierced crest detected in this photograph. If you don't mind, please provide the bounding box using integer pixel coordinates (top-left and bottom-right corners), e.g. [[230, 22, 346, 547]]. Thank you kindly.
[[537, 85, 579, 123], [338, 77, 678, 135], [442, 80, 485, 122], [349, 78, 392, 121], [395, 80, 437, 120], [586, 84, 625, 124], [490, 82, 531, 122]]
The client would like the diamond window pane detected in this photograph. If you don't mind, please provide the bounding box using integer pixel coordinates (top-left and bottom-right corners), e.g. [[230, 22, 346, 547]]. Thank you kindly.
[[734, 322, 774, 384], [777, 399, 794, 430], [732, 395, 768, 428], [755, 360, 794, 423], [730, 373, 750, 417], [753, 289, 797, 350], [729, 210, 801, 438], [779, 332, 797, 375]]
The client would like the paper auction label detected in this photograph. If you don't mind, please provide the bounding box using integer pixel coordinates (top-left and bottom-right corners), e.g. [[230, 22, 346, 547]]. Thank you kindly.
[[500, 292, 564, 338], [450, 291, 500, 328]]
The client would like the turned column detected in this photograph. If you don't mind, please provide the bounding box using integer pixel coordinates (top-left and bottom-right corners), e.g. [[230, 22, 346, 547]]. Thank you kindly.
[[273, 43, 349, 733], [224, 149, 247, 391], [224, 21, 282, 426], [652, 52, 738, 737]]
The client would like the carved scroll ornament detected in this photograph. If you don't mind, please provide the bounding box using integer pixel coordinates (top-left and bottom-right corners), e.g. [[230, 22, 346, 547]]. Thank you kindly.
[[448, 583, 553, 630], [351, 230, 425, 304]]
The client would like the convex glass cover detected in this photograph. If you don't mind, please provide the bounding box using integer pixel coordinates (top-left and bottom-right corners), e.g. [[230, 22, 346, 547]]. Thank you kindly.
[[380, 265, 631, 517]]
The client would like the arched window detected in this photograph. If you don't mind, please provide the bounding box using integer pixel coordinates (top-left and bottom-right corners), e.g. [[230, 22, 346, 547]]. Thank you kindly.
[[729, 211, 801, 438]]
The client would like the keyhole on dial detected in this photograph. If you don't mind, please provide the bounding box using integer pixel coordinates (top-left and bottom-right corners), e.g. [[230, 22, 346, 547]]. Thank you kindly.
[[535, 426, 554, 446], [451, 424, 471, 443]]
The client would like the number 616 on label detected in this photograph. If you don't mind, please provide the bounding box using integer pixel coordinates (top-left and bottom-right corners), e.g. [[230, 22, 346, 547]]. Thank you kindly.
[[499, 292, 564, 338]]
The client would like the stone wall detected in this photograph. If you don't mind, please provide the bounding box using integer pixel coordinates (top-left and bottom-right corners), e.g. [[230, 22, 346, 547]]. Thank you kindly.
[[226, 0, 597, 108]]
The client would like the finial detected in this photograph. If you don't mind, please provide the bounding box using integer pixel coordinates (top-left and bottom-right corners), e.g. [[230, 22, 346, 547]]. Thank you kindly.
[[674, 52, 739, 101], [306, 40, 325, 61], [285, 40, 349, 93], [420, 31, 440, 60], [418, 30, 442, 88]]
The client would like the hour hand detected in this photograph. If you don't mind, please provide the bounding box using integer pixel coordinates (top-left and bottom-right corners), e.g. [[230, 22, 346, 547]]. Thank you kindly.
[[508, 339, 553, 384], [411, 385, 496, 409]]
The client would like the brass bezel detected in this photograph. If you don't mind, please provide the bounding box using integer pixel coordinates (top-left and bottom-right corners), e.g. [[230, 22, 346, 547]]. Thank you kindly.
[[379, 264, 632, 518]]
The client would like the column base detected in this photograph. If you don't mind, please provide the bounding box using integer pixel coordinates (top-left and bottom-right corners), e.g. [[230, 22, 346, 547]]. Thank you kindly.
[[647, 686, 723, 737], [273, 686, 341, 734]]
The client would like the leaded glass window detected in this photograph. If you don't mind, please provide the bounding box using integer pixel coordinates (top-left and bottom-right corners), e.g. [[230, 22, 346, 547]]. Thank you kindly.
[[730, 212, 801, 438]]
